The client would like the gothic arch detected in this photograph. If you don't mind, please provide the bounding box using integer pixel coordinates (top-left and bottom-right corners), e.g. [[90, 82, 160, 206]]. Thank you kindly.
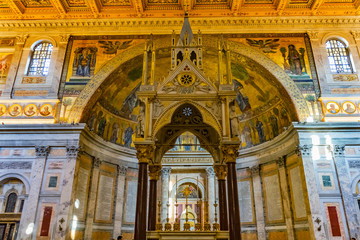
[[67, 36, 309, 123]]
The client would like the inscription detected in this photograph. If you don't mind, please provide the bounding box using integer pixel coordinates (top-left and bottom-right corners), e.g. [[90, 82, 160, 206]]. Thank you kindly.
[[289, 167, 307, 219], [13, 90, 48, 96], [124, 180, 137, 223], [349, 160, 360, 168], [22, 76, 46, 84], [0, 161, 32, 169], [238, 180, 253, 223], [74, 167, 89, 220], [263, 174, 283, 222], [95, 174, 114, 222]]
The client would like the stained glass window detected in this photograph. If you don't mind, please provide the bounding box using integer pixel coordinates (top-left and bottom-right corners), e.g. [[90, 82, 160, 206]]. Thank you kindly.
[[5, 192, 17, 212], [28, 42, 53, 76], [326, 39, 352, 73]]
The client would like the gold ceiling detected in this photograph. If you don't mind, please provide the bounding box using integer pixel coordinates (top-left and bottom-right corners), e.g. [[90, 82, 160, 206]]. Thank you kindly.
[[0, 0, 359, 20]]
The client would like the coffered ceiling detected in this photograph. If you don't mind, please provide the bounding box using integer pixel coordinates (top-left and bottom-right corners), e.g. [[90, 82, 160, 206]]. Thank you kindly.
[[0, 0, 359, 20]]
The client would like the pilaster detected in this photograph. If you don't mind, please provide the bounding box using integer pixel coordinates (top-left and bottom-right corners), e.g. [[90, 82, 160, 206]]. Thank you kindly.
[[113, 165, 128, 238], [250, 165, 266, 240], [206, 167, 215, 224], [161, 167, 171, 223]]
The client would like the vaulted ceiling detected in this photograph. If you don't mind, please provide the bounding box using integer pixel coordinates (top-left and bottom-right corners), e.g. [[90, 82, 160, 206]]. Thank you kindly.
[[0, 0, 359, 20]]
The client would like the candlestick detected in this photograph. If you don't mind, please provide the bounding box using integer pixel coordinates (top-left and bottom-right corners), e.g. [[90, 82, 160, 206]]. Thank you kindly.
[[197, 176, 199, 201], [173, 175, 180, 231], [175, 175, 177, 202], [156, 201, 163, 231]]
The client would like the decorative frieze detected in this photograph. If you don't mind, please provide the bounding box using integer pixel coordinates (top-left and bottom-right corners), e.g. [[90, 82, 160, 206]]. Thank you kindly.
[[0, 161, 32, 169]]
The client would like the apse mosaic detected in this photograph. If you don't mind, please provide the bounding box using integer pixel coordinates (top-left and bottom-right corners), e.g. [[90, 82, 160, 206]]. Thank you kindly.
[[176, 183, 202, 199]]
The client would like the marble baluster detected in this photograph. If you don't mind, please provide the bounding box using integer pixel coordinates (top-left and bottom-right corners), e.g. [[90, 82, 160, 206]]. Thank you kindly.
[[214, 164, 228, 231], [298, 144, 327, 240], [222, 144, 241, 240], [53, 146, 81, 239], [161, 167, 171, 223], [250, 165, 266, 240], [331, 145, 360, 238], [277, 157, 295, 240], [206, 167, 215, 224], [134, 144, 154, 240], [84, 158, 102, 240], [148, 165, 161, 231], [113, 165, 128, 238], [18, 146, 49, 239]]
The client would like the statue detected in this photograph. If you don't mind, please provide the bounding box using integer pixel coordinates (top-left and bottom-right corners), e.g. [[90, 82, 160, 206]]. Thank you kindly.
[[255, 120, 265, 143], [97, 117, 106, 137], [229, 102, 239, 138], [110, 123, 119, 143], [270, 115, 279, 137], [121, 83, 141, 116], [124, 127, 134, 148], [137, 103, 145, 137], [153, 99, 164, 118], [233, 79, 251, 112], [287, 45, 302, 75]]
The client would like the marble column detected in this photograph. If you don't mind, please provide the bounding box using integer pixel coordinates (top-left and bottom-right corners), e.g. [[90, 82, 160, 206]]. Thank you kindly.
[[298, 144, 327, 240], [331, 145, 360, 239], [113, 165, 128, 239], [148, 165, 161, 231], [161, 167, 171, 223], [214, 164, 228, 231], [1, 34, 28, 99], [134, 144, 154, 240], [251, 165, 266, 240], [84, 158, 101, 240], [54, 146, 81, 239], [18, 146, 49, 239], [222, 144, 241, 240], [277, 157, 295, 240], [206, 167, 215, 224]]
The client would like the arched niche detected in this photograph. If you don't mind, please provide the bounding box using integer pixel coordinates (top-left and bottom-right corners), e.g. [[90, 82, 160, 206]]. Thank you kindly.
[[67, 36, 309, 124]]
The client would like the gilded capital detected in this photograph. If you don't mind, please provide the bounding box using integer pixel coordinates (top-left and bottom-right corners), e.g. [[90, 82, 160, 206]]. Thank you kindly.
[[135, 144, 155, 163], [149, 165, 162, 180], [221, 144, 239, 163], [214, 164, 227, 180]]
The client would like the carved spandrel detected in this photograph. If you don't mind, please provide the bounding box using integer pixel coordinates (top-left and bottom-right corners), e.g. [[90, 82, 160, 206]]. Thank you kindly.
[[117, 165, 128, 176], [214, 164, 227, 180], [135, 144, 155, 164], [149, 165, 162, 180], [35, 146, 49, 157], [296, 144, 313, 156]]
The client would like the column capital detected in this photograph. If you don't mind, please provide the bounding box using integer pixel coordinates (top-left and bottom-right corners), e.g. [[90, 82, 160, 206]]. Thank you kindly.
[[206, 167, 215, 177], [94, 158, 102, 168], [35, 146, 49, 158], [117, 165, 128, 176], [276, 157, 285, 168], [250, 165, 260, 175], [214, 164, 227, 180], [16, 34, 29, 45], [59, 34, 71, 44], [351, 30, 360, 42], [306, 31, 319, 41], [221, 144, 239, 163], [332, 145, 345, 157], [161, 167, 171, 177], [149, 165, 162, 181], [135, 144, 155, 163], [296, 144, 313, 156], [66, 145, 81, 158]]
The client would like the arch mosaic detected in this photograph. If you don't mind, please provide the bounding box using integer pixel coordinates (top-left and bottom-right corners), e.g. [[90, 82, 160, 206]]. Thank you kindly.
[[170, 177, 205, 199], [67, 36, 309, 123]]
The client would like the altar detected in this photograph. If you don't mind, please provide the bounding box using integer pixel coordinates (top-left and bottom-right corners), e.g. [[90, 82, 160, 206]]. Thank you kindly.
[[147, 231, 230, 240]]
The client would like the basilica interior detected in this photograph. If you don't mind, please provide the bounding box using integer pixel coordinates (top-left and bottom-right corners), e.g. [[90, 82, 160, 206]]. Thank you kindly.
[[0, 1, 360, 240]]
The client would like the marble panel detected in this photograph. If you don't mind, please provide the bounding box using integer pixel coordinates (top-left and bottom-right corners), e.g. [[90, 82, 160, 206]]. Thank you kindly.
[[289, 166, 307, 219], [74, 167, 90, 220], [124, 180, 137, 224], [95, 174, 114, 222], [238, 180, 254, 223], [263, 173, 283, 223]]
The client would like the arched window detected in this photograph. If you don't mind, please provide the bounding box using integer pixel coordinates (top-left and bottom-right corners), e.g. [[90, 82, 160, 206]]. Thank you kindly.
[[325, 39, 353, 73], [28, 42, 53, 76], [5, 192, 17, 212]]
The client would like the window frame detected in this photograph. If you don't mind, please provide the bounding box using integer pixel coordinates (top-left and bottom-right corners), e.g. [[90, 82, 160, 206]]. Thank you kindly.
[[27, 41, 53, 76], [325, 38, 353, 74], [5, 192, 17, 213]]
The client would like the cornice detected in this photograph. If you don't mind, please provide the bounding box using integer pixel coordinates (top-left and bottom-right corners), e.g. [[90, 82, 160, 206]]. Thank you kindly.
[[1, 16, 360, 33]]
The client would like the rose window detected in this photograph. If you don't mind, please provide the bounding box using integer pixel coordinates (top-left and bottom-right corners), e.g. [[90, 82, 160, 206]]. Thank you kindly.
[[179, 74, 195, 86], [182, 107, 192, 116]]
